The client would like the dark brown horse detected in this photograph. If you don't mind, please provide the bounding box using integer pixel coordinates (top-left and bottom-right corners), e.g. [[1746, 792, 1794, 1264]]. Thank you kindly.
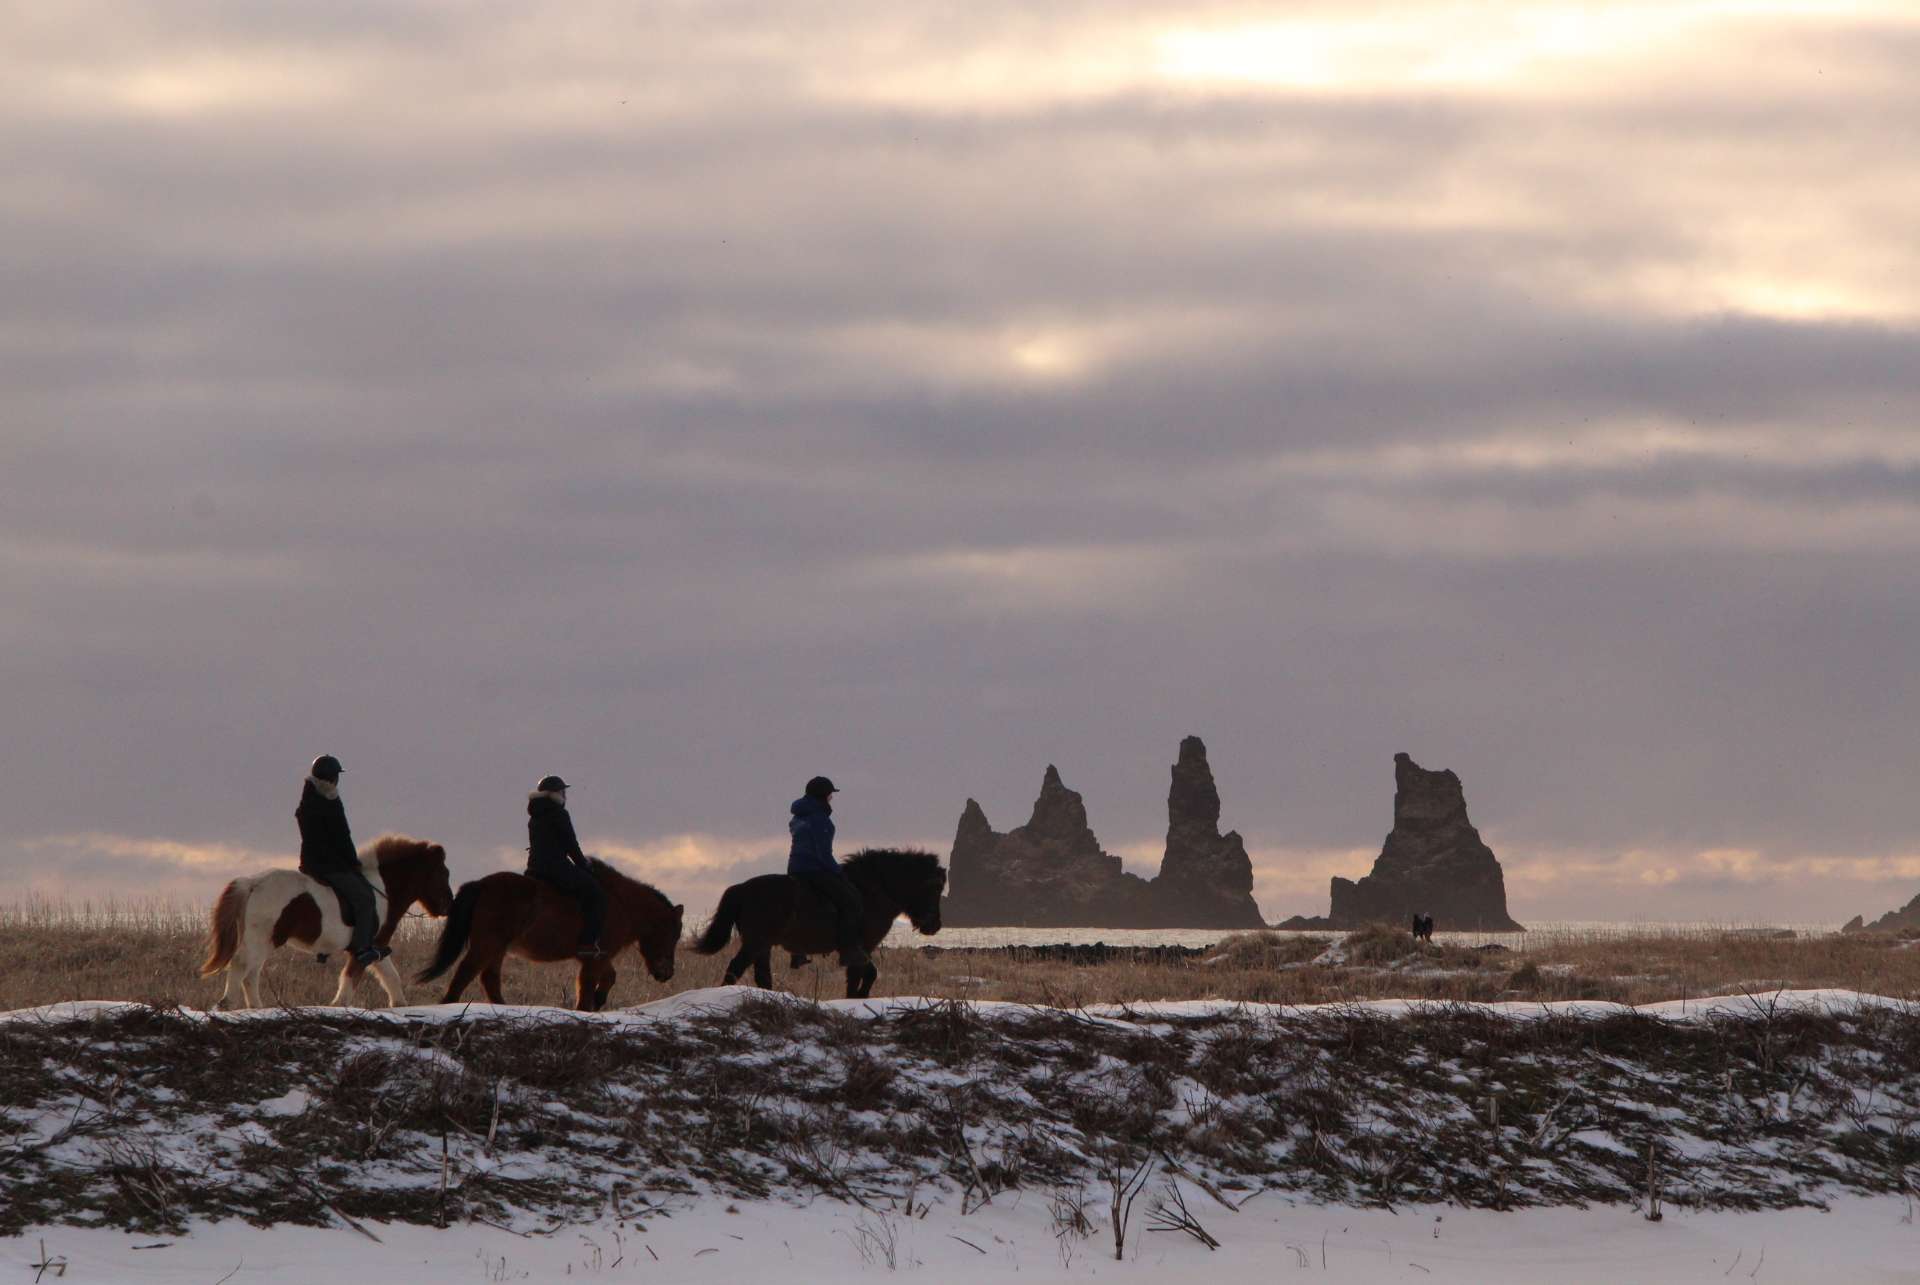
[[692, 848, 946, 997], [201, 834, 457, 1010], [416, 859, 684, 1011]]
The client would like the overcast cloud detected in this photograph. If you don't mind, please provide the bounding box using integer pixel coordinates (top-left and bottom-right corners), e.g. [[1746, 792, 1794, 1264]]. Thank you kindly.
[[5, 1, 1918, 926]]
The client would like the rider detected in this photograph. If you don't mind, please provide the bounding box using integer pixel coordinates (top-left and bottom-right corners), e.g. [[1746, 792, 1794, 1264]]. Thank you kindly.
[[788, 775, 868, 970], [526, 774, 608, 960], [296, 755, 383, 967]]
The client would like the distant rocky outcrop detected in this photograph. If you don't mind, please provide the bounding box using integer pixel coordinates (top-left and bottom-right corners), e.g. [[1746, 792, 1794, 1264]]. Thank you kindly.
[[942, 737, 1266, 928], [1842, 895, 1920, 935], [1276, 752, 1523, 932], [1156, 737, 1263, 926]]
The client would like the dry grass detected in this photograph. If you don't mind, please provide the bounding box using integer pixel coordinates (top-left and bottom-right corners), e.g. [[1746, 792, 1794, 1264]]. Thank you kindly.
[[3, 899, 1919, 1012], [7, 994, 1920, 1233]]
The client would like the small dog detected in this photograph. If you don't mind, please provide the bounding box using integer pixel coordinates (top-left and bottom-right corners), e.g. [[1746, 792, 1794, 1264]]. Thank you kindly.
[[1410, 913, 1435, 943]]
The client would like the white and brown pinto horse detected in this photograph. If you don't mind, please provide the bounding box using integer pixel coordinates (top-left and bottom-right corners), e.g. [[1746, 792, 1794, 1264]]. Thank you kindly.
[[199, 834, 455, 1009]]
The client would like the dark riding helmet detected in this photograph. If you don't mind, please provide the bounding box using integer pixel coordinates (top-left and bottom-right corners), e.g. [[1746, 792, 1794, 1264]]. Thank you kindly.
[[310, 754, 343, 783], [804, 775, 838, 799], [536, 774, 570, 794]]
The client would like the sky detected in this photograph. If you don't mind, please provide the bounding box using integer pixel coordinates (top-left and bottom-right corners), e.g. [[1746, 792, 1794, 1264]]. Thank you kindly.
[[4, 1, 1918, 927]]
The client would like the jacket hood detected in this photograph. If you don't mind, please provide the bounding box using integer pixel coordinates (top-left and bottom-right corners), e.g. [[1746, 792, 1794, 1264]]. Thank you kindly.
[[791, 795, 832, 818], [528, 791, 567, 816], [304, 775, 340, 801]]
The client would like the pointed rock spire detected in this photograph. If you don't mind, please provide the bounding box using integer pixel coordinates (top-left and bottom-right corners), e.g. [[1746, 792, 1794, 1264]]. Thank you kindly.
[[1154, 736, 1262, 925], [1326, 752, 1522, 931]]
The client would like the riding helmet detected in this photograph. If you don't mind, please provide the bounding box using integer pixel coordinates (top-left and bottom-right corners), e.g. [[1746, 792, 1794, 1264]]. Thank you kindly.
[[805, 775, 838, 798], [310, 754, 344, 783], [536, 774, 570, 794]]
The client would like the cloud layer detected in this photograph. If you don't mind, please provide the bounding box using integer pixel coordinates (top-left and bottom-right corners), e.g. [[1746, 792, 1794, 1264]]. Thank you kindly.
[[4, 1, 1918, 925]]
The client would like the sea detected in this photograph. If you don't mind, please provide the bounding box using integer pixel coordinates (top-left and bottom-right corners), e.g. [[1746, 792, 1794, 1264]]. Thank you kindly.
[[878, 920, 1845, 950]]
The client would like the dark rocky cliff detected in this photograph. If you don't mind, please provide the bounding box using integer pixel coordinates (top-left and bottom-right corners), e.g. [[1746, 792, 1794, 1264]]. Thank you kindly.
[[943, 737, 1265, 928], [1279, 752, 1522, 932], [1842, 892, 1920, 935]]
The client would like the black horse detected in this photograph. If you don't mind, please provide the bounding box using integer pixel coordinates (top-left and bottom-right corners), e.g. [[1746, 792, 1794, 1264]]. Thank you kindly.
[[692, 848, 945, 997]]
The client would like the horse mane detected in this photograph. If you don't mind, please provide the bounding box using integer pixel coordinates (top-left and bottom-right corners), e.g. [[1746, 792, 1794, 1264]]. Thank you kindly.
[[585, 857, 674, 914], [841, 847, 942, 884], [367, 834, 444, 866]]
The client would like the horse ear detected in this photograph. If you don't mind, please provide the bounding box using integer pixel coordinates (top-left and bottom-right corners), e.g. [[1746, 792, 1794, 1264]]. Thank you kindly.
[[431, 844, 446, 859], [673, 903, 685, 915]]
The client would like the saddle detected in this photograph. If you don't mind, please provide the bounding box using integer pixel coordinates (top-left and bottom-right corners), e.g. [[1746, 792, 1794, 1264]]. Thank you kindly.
[[785, 876, 860, 967]]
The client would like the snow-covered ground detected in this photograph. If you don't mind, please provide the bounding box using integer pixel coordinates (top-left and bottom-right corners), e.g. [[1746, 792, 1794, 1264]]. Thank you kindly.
[[8, 989, 1918, 1282], [10, 1194, 1919, 1283]]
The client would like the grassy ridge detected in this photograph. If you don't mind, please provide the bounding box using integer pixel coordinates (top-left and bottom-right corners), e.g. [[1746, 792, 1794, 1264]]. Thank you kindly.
[[3, 900, 1919, 1012]]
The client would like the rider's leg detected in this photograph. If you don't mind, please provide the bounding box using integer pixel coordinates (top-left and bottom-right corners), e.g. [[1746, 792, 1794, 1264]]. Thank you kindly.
[[540, 865, 607, 954], [821, 875, 868, 969], [576, 875, 608, 951], [794, 872, 865, 968], [319, 869, 380, 960]]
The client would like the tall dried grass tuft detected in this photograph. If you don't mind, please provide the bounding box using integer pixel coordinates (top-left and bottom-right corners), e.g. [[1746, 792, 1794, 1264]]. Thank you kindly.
[[2, 898, 1918, 1012]]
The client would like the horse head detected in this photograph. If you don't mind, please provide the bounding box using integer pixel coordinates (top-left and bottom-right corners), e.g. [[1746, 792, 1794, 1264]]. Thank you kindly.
[[636, 898, 685, 983], [370, 836, 456, 916], [849, 849, 946, 936], [418, 844, 456, 917]]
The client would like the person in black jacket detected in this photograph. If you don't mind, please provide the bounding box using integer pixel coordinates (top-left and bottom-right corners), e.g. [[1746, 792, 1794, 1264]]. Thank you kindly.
[[526, 774, 607, 959], [296, 755, 383, 966]]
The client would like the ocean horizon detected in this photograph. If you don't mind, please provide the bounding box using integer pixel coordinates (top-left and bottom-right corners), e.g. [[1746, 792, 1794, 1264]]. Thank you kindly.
[[883, 919, 1847, 950]]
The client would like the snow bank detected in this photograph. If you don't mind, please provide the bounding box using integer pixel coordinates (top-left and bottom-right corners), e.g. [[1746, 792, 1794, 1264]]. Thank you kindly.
[[8, 1193, 1920, 1283], [6, 985, 1906, 1027]]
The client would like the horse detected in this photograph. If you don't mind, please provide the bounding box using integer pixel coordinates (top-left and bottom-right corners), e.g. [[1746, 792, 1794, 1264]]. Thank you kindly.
[[692, 848, 946, 998], [200, 834, 456, 1010], [415, 859, 684, 1011]]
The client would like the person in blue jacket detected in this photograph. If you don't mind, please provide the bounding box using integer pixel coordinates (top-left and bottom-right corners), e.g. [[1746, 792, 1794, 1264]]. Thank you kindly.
[[788, 775, 868, 970]]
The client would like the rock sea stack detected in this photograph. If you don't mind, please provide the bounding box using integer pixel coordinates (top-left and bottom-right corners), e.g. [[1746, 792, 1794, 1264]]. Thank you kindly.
[[942, 737, 1265, 928], [1278, 752, 1523, 932]]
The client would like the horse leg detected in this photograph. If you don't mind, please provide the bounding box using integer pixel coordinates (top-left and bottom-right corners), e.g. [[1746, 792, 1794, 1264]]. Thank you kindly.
[[440, 956, 483, 1004], [857, 961, 878, 999], [479, 961, 507, 1005], [371, 956, 406, 1007], [752, 952, 773, 989], [574, 959, 614, 1011], [723, 945, 754, 986], [594, 966, 617, 1011], [327, 956, 365, 1007], [573, 963, 594, 1011], [240, 960, 266, 1010], [214, 960, 244, 1011]]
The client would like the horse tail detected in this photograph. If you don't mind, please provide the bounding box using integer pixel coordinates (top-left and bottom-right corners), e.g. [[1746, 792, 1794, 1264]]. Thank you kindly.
[[692, 883, 744, 955], [199, 879, 247, 976], [415, 880, 482, 983]]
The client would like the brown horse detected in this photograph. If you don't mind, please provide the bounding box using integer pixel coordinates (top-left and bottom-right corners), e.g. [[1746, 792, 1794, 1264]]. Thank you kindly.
[[416, 859, 683, 1010], [200, 835, 457, 1009], [692, 848, 946, 998]]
